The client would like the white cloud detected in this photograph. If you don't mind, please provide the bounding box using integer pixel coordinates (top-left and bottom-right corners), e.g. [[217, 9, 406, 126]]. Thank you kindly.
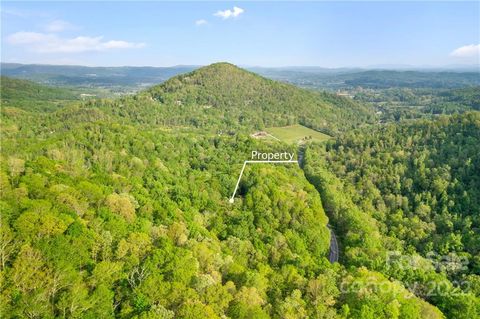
[[45, 20, 75, 32], [195, 19, 208, 26], [7, 31, 145, 53], [8, 32, 54, 44], [450, 44, 480, 58], [102, 40, 144, 49], [214, 6, 244, 19]]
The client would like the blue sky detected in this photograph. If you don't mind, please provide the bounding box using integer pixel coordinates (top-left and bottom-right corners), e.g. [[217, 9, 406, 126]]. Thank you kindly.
[[1, 1, 479, 67]]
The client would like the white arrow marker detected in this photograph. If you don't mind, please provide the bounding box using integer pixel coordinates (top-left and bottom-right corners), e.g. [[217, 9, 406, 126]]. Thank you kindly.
[[229, 160, 298, 203]]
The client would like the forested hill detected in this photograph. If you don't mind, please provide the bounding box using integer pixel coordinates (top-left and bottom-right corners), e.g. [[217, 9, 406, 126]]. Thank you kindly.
[[93, 63, 374, 134]]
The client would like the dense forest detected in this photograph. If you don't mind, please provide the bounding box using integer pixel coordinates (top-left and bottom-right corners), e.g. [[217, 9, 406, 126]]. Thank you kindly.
[[1, 63, 479, 318]]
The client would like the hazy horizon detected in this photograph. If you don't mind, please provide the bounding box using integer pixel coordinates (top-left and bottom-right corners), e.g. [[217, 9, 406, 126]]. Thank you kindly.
[[2, 61, 478, 72]]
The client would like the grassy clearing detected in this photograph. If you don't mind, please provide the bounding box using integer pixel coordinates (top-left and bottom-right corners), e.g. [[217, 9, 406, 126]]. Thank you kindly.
[[265, 124, 331, 144]]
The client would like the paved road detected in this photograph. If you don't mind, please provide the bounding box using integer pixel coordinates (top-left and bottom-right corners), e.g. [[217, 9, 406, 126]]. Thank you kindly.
[[297, 147, 305, 168], [297, 152, 304, 167], [328, 226, 339, 263]]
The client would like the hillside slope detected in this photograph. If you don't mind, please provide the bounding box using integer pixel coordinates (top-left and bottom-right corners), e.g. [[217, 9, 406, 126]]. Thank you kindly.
[[1, 76, 78, 112]]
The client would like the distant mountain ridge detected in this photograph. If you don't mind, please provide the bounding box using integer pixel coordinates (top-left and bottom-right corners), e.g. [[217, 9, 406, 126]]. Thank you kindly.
[[3, 62, 478, 91], [0, 63, 198, 87]]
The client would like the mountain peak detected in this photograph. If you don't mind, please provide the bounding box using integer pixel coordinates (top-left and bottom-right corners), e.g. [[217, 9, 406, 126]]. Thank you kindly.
[[171, 62, 255, 82], [200, 62, 238, 69]]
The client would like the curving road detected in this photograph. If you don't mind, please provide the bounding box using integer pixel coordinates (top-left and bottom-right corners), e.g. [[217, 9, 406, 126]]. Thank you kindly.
[[328, 225, 339, 263]]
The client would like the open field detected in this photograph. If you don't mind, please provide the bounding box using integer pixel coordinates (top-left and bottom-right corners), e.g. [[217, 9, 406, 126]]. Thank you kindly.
[[265, 124, 331, 144]]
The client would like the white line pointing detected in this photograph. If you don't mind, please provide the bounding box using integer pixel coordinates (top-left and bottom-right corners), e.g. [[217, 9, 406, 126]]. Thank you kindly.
[[229, 160, 298, 203]]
